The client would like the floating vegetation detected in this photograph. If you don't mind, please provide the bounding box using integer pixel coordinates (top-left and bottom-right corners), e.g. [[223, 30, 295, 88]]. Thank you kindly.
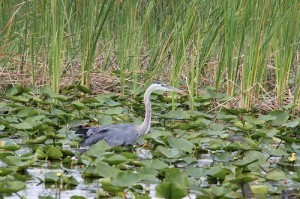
[[0, 85, 299, 198]]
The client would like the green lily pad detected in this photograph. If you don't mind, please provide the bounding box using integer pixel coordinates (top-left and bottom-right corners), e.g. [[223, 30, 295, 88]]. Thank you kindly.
[[103, 154, 128, 165], [84, 140, 111, 157], [251, 184, 269, 195], [226, 173, 257, 184], [290, 170, 300, 183], [233, 158, 259, 168], [95, 160, 121, 178], [258, 114, 277, 121], [10, 122, 33, 130], [5, 156, 27, 167], [45, 172, 59, 183], [70, 196, 86, 199], [141, 159, 168, 169], [77, 85, 91, 94], [71, 101, 86, 110], [51, 94, 69, 101], [47, 146, 63, 159], [266, 169, 286, 181], [111, 171, 141, 187], [62, 175, 78, 186], [156, 146, 180, 158], [283, 119, 300, 128], [186, 167, 205, 178], [200, 186, 231, 198], [137, 166, 159, 182], [8, 95, 29, 103], [0, 142, 20, 151], [0, 102, 7, 109], [269, 110, 289, 126], [165, 168, 188, 187], [0, 179, 26, 193], [155, 182, 186, 199], [243, 115, 265, 125], [207, 167, 231, 179], [166, 110, 190, 119], [103, 107, 126, 115], [168, 136, 194, 153], [100, 177, 125, 193], [25, 135, 48, 144]]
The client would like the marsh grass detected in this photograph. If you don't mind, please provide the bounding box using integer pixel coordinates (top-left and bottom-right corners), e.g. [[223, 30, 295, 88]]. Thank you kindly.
[[0, 0, 299, 111]]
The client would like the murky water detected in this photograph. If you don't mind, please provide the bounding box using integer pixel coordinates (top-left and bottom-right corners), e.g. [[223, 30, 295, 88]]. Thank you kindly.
[[4, 162, 98, 199]]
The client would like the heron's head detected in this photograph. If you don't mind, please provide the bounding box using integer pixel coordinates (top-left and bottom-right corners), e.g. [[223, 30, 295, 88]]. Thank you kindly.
[[150, 81, 182, 93]]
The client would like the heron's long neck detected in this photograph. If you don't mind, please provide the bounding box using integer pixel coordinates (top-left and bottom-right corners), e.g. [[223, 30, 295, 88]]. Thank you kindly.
[[137, 87, 153, 135]]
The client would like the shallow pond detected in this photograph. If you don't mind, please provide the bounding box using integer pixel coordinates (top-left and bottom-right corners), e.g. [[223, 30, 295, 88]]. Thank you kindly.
[[0, 86, 300, 198]]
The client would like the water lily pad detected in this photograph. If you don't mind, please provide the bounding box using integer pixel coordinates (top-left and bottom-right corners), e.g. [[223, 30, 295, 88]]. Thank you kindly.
[[47, 146, 63, 159], [291, 171, 300, 183], [165, 168, 188, 187], [258, 114, 277, 121], [10, 122, 33, 130], [283, 119, 299, 128], [137, 166, 159, 182], [168, 136, 194, 153], [51, 94, 69, 101], [226, 173, 257, 184], [233, 158, 258, 168], [103, 154, 127, 165], [98, 115, 113, 125], [95, 95, 121, 107], [186, 166, 205, 178], [141, 159, 168, 169], [166, 110, 190, 120], [207, 167, 231, 179], [0, 179, 26, 193], [71, 101, 86, 110], [25, 135, 48, 144], [0, 142, 20, 151], [62, 175, 78, 186], [100, 177, 125, 193], [0, 102, 7, 109], [269, 110, 289, 126], [5, 86, 19, 96], [77, 85, 91, 94], [70, 196, 86, 199], [251, 184, 269, 195], [5, 156, 27, 168], [84, 140, 111, 157], [45, 172, 59, 183], [155, 182, 186, 199], [103, 107, 126, 115], [156, 146, 180, 158], [95, 160, 121, 177], [111, 171, 141, 187], [8, 95, 29, 103], [243, 115, 265, 125], [200, 186, 231, 198], [266, 169, 286, 181]]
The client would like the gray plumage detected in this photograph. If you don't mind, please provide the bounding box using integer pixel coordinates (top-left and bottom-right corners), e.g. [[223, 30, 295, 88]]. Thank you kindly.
[[75, 82, 181, 147]]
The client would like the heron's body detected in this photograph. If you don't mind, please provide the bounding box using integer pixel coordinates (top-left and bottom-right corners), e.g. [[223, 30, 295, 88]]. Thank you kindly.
[[76, 123, 139, 147], [75, 82, 181, 147]]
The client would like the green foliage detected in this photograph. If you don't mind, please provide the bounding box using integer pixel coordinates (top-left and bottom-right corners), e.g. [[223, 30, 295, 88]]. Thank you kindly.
[[0, 66, 300, 197], [0, 0, 299, 109]]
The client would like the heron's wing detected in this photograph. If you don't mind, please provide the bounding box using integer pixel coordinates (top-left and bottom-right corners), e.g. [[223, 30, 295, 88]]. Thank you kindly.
[[76, 124, 139, 147]]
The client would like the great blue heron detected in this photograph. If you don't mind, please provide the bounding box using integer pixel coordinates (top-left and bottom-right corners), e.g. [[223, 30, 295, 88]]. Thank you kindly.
[[75, 82, 181, 147]]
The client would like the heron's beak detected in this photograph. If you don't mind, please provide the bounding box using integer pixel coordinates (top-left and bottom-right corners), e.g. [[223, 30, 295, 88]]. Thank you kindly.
[[167, 86, 182, 93]]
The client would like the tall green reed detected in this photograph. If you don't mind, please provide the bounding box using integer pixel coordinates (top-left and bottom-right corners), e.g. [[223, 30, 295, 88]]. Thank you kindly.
[[1, 0, 300, 112], [273, 1, 299, 106], [80, 1, 114, 89]]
